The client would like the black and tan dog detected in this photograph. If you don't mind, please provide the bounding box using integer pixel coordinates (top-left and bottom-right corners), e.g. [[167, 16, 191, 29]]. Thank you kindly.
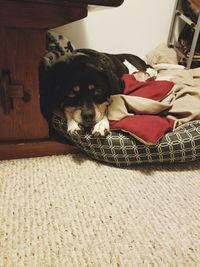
[[40, 48, 151, 136]]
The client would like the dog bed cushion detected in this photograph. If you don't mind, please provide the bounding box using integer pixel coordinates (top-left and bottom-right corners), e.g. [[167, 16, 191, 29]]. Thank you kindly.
[[44, 39, 200, 166], [51, 111, 200, 167]]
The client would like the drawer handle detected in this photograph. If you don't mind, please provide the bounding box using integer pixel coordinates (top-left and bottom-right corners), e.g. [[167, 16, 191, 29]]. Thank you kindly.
[[0, 69, 30, 114]]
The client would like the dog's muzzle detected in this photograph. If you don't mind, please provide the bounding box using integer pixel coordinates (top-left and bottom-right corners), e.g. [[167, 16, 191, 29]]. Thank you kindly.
[[81, 108, 95, 128], [80, 103, 96, 128]]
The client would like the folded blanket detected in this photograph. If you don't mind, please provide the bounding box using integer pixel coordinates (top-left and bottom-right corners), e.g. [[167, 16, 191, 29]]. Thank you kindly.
[[108, 68, 200, 145], [108, 74, 175, 144], [159, 68, 200, 125]]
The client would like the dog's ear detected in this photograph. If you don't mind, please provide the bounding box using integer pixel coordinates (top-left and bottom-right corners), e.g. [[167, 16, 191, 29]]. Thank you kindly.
[[48, 61, 72, 90], [39, 61, 68, 121]]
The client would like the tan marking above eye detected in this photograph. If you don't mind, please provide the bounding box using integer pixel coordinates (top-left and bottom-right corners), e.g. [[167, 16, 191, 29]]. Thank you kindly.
[[73, 85, 80, 92], [88, 84, 95, 90]]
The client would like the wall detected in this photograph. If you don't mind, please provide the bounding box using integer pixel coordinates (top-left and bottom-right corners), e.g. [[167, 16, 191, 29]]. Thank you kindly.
[[54, 0, 175, 58]]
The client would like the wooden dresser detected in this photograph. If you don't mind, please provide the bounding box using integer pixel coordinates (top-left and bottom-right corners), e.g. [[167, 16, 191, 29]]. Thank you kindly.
[[0, 0, 123, 160]]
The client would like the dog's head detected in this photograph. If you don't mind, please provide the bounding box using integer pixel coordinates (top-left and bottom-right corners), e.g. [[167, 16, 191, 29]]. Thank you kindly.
[[50, 54, 117, 129]]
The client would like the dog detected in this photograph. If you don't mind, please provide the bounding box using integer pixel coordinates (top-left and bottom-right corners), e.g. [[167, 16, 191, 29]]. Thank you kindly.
[[40, 48, 151, 137], [188, 0, 200, 17], [182, 0, 200, 22]]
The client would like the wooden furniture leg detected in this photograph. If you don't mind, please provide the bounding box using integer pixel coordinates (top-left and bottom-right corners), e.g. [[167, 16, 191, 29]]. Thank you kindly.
[[0, 1, 87, 159]]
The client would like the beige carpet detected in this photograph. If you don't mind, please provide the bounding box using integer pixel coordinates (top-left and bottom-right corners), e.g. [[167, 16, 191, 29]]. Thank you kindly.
[[0, 154, 200, 267]]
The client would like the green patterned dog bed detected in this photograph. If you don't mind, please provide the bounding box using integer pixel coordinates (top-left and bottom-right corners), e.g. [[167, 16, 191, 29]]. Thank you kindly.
[[51, 112, 200, 167], [43, 32, 200, 167]]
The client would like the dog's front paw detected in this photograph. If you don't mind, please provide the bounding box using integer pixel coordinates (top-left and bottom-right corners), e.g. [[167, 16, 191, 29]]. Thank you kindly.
[[67, 120, 83, 136], [92, 119, 110, 137]]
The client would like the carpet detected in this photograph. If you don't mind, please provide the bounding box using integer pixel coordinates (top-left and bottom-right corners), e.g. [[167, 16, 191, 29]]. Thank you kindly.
[[0, 154, 200, 267]]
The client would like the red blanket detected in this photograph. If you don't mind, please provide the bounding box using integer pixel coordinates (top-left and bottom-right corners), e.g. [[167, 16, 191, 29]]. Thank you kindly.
[[109, 74, 175, 145]]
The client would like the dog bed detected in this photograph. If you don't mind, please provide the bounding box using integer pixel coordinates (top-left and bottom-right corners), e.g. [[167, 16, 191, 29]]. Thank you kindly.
[[51, 111, 200, 167], [42, 37, 200, 166], [50, 65, 200, 167]]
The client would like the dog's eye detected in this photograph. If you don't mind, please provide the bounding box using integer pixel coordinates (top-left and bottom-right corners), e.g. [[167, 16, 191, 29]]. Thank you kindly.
[[73, 85, 80, 92], [67, 92, 76, 98], [88, 84, 95, 90], [94, 89, 103, 96]]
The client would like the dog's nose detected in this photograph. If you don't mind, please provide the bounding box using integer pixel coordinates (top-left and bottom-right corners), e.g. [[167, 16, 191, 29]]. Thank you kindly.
[[81, 109, 95, 127]]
